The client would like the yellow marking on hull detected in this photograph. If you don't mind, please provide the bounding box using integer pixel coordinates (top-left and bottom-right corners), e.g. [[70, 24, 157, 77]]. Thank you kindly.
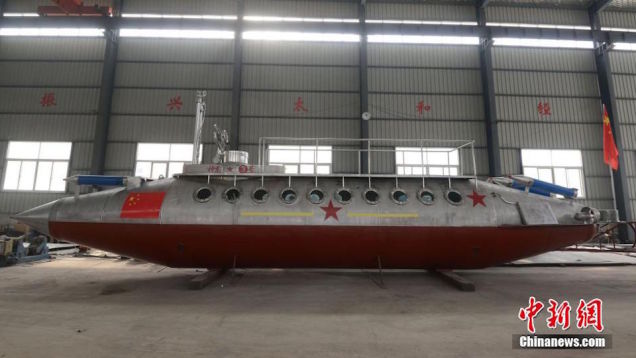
[[241, 211, 314, 218], [347, 212, 419, 219]]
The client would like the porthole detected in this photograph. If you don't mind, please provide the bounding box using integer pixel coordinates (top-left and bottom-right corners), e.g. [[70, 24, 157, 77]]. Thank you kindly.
[[418, 188, 435, 205], [194, 187, 213, 203], [223, 187, 241, 204], [335, 188, 353, 205], [363, 188, 380, 205], [280, 187, 298, 204], [445, 189, 463, 206], [308, 188, 325, 204], [391, 188, 408, 205], [251, 187, 269, 204]]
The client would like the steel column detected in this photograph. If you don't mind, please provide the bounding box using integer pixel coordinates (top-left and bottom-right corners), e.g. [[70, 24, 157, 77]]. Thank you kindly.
[[590, 8, 634, 242], [0, 0, 6, 27], [589, 0, 613, 14], [90, 0, 122, 175], [359, 1, 370, 174], [230, 0, 245, 150], [477, 6, 501, 177]]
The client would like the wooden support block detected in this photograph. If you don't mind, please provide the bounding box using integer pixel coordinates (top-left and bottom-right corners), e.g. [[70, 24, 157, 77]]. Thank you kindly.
[[431, 269, 476, 292], [188, 268, 227, 290]]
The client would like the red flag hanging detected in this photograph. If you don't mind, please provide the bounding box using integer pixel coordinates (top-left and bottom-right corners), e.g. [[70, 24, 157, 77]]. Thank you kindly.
[[120, 192, 166, 219], [603, 105, 619, 171]]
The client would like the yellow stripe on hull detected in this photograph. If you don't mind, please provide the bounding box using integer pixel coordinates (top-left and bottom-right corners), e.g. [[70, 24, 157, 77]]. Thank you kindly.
[[347, 213, 419, 219], [241, 211, 314, 218]]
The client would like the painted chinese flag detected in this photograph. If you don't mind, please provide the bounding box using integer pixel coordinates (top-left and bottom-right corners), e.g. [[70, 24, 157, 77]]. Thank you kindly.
[[602, 105, 619, 171], [120, 192, 166, 219]]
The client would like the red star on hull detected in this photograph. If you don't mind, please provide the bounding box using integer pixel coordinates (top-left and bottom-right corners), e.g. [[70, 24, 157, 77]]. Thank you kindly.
[[320, 200, 342, 221], [468, 190, 487, 207]]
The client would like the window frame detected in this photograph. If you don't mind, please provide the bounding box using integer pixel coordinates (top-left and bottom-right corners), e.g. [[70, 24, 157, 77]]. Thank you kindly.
[[2, 141, 72, 193], [266, 145, 333, 175], [134, 143, 202, 179], [395, 147, 460, 177], [521, 149, 586, 198]]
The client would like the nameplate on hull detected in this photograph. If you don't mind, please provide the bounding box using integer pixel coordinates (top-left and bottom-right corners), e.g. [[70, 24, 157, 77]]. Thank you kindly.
[[181, 164, 285, 176]]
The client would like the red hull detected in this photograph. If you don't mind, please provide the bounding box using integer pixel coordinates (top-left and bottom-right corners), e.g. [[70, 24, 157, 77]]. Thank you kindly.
[[49, 222, 595, 269]]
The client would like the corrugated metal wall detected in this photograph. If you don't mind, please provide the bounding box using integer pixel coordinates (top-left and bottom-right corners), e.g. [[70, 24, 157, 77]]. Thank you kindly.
[[366, 2, 475, 22], [0, 37, 104, 221], [108, 38, 235, 175], [245, 0, 358, 18], [365, 1, 485, 175], [242, 1, 361, 172], [122, 0, 237, 15], [485, 6, 589, 26], [493, 47, 613, 209], [610, 51, 636, 214], [4, 0, 636, 223], [600, 11, 636, 28], [240, 40, 360, 170], [367, 43, 487, 175]]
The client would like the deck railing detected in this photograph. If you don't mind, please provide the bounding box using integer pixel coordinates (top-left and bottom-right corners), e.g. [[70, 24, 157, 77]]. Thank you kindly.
[[257, 137, 478, 187]]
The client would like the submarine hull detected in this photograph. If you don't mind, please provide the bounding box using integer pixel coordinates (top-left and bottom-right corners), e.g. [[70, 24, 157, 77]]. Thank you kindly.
[[49, 221, 594, 269]]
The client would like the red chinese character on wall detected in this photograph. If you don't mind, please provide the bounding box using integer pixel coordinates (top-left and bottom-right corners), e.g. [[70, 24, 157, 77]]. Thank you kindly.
[[537, 101, 552, 116], [167, 95, 183, 111], [294, 96, 308, 112], [546, 299, 571, 330], [518, 296, 545, 333], [576, 298, 604, 332], [40, 92, 56, 107], [416, 100, 431, 115]]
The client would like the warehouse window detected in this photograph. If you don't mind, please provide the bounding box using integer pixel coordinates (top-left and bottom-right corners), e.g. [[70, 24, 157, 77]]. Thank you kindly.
[[122, 14, 237, 20], [366, 19, 477, 26], [614, 42, 636, 51], [396, 147, 459, 176], [368, 34, 479, 45], [135, 143, 202, 179], [244, 16, 358, 23], [493, 37, 593, 49], [3, 13, 40, 17], [267, 145, 332, 174], [603, 27, 636, 33], [2, 141, 71, 192], [243, 31, 360, 42], [521, 149, 585, 197], [119, 28, 234, 39], [487, 22, 590, 31], [0, 28, 104, 37]]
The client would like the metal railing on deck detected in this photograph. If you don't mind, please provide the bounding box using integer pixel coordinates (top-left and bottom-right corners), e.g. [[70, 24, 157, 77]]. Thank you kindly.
[[257, 137, 478, 187]]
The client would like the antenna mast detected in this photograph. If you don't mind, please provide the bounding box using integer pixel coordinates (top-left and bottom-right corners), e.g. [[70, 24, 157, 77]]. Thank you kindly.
[[192, 91, 207, 164]]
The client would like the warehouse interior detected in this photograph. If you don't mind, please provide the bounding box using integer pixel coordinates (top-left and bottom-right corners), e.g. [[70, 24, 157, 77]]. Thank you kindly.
[[1, 0, 636, 357]]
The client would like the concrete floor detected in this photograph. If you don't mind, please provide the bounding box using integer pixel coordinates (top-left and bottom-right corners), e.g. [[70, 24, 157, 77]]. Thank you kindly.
[[0, 257, 635, 358]]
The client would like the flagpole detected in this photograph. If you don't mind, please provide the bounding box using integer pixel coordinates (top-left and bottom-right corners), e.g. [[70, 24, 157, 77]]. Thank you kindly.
[[603, 103, 618, 211], [609, 164, 617, 211]]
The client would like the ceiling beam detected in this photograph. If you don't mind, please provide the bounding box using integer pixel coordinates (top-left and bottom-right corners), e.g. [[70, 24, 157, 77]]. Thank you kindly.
[[589, 0, 613, 14]]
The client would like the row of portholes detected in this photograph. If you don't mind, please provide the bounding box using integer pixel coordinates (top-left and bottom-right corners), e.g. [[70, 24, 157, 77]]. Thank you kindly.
[[194, 186, 465, 206]]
